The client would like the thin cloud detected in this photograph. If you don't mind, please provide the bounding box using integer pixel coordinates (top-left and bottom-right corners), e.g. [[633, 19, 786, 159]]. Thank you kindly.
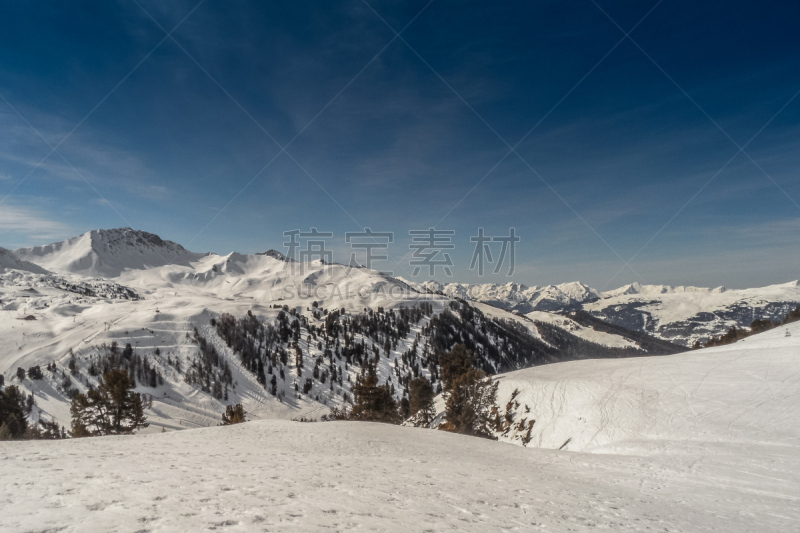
[[0, 203, 74, 244]]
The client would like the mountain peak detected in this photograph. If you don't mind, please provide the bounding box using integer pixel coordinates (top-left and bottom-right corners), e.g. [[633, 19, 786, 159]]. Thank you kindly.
[[87, 228, 187, 253], [13, 228, 194, 278], [256, 249, 294, 262]]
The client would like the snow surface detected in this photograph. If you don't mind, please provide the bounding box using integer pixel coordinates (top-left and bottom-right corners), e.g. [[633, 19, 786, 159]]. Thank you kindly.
[[493, 320, 800, 453], [0, 246, 50, 275], [2, 318, 798, 531], [2, 228, 799, 531]]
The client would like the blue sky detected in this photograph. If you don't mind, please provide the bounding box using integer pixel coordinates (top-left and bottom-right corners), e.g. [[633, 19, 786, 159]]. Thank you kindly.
[[1, 0, 798, 289]]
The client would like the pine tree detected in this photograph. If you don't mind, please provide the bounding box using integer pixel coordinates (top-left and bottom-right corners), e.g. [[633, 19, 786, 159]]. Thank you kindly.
[[70, 369, 148, 436], [409, 376, 436, 425], [221, 404, 246, 425], [350, 375, 400, 424], [438, 344, 498, 439], [438, 344, 474, 391], [0, 385, 28, 439], [443, 368, 498, 439]]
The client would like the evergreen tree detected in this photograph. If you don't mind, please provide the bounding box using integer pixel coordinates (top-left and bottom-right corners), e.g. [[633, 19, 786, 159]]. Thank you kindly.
[[408, 376, 436, 425], [350, 375, 400, 423], [438, 344, 499, 439], [443, 368, 498, 439], [25, 418, 64, 440], [438, 344, 474, 391], [70, 369, 148, 437], [400, 397, 410, 419], [0, 385, 28, 439], [221, 403, 246, 425]]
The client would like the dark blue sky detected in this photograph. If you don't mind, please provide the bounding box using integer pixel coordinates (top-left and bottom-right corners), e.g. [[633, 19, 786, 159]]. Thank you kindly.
[[1, 0, 798, 288]]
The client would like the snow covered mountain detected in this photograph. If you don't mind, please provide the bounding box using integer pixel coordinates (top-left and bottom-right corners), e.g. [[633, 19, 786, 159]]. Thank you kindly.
[[410, 279, 800, 347], [584, 280, 800, 347], [12, 228, 199, 278], [407, 279, 601, 311], [0, 246, 50, 275], [1, 226, 795, 435]]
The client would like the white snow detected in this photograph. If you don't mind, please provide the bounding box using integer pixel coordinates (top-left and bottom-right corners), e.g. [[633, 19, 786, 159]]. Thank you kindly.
[[0, 246, 50, 275], [1, 229, 799, 531], [3, 319, 800, 532], [493, 320, 800, 454], [409, 280, 602, 311], [525, 310, 639, 349], [589, 280, 800, 326]]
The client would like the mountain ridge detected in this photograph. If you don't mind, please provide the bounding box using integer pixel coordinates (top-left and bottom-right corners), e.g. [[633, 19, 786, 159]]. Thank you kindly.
[[6, 228, 800, 347]]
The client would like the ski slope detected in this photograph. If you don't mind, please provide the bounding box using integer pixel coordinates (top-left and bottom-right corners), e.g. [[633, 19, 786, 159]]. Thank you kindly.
[[2, 318, 798, 531], [494, 320, 800, 452], [1, 418, 797, 532]]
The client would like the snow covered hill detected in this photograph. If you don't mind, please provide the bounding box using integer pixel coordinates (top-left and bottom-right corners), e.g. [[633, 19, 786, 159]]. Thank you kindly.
[[3, 325, 798, 532], [0, 246, 50, 275], [490, 320, 800, 452]]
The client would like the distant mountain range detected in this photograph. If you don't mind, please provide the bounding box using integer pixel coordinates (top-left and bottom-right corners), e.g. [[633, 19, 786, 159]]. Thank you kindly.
[[4, 227, 800, 349], [402, 278, 800, 347]]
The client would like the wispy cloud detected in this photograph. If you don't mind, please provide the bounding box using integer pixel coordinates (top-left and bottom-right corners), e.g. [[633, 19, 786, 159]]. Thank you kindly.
[[0, 104, 170, 201], [0, 203, 74, 245]]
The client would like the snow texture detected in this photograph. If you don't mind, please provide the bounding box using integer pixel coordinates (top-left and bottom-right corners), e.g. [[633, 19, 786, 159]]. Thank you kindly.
[[2, 322, 799, 532]]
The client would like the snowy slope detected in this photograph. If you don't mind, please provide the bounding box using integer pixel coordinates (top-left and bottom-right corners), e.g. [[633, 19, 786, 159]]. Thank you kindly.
[[492, 320, 800, 453], [2, 320, 798, 530], [0, 246, 50, 274], [0, 280, 443, 429], [525, 310, 639, 349], [469, 301, 639, 349]]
